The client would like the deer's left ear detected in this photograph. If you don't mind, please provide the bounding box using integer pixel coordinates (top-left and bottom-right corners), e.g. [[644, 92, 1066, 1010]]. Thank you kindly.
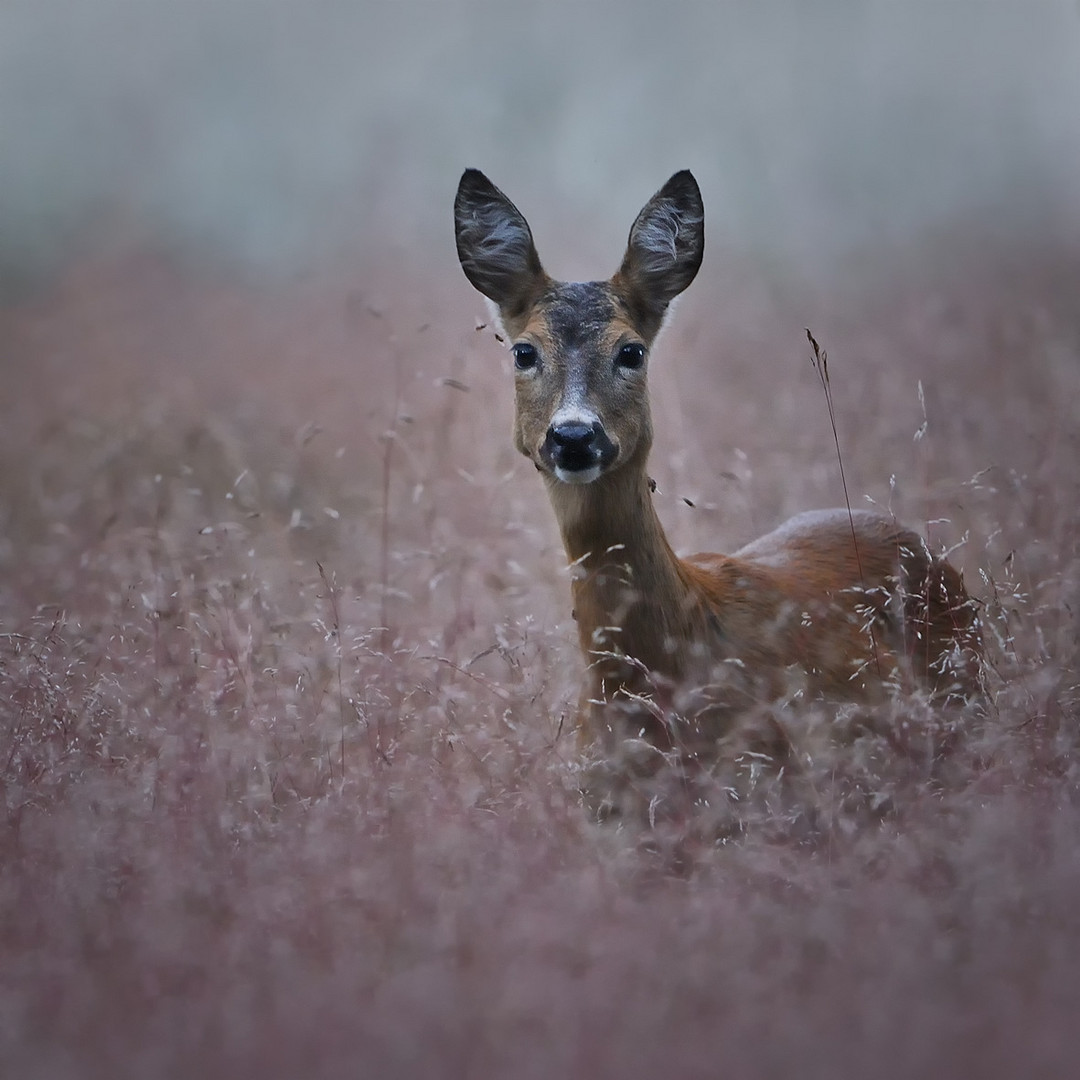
[[616, 170, 704, 328]]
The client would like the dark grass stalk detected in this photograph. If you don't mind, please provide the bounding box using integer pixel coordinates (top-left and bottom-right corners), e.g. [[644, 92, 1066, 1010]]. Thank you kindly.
[[806, 328, 883, 680], [913, 379, 937, 681], [377, 349, 404, 657], [378, 429, 394, 655], [317, 560, 346, 783]]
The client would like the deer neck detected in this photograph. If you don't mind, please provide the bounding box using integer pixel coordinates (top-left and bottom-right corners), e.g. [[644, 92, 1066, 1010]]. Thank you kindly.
[[545, 465, 702, 680]]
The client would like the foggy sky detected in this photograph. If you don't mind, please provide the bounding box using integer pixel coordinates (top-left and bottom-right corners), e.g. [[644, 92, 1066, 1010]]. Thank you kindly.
[[2, 1, 1078, 282]]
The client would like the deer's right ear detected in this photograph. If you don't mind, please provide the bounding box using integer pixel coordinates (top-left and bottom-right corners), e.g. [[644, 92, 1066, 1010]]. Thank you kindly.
[[454, 170, 546, 321]]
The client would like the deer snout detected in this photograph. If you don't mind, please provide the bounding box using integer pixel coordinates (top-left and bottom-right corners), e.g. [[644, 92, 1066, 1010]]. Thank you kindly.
[[550, 420, 596, 452], [542, 420, 617, 483]]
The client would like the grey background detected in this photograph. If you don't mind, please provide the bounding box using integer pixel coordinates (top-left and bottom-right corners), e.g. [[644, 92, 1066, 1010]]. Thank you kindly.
[[3, 1, 1078, 283]]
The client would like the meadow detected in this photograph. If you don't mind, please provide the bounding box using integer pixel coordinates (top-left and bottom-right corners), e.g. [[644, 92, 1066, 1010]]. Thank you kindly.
[[2, 231, 1078, 1077]]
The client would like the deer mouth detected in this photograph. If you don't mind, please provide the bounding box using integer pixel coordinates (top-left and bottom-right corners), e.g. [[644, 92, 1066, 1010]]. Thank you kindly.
[[553, 462, 604, 484]]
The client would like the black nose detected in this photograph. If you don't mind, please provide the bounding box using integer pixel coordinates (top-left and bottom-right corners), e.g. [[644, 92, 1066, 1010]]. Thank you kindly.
[[543, 419, 617, 477], [549, 422, 597, 452]]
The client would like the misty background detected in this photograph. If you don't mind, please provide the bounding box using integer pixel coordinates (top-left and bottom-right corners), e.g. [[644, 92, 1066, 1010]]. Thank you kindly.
[[2, 0, 1079, 287]]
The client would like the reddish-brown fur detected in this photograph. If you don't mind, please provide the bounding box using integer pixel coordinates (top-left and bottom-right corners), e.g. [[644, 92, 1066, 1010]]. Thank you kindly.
[[454, 169, 982, 754]]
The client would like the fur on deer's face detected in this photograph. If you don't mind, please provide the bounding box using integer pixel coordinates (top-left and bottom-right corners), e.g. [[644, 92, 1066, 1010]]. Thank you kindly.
[[454, 168, 704, 485], [504, 280, 650, 484]]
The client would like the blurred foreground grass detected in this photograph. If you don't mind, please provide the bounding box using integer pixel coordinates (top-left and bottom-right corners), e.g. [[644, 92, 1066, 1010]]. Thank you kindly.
[[1, 244, 1078, 1078]]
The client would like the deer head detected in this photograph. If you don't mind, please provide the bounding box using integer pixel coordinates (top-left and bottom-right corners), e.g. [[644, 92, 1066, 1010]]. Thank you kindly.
[[454, 169, 704, 485]]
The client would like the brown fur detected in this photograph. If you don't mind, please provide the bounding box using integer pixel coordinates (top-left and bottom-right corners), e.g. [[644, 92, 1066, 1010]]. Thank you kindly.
[[454, 169, 982, 755]]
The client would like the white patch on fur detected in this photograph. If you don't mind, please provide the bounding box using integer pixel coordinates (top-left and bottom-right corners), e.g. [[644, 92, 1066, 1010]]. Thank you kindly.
[[554, 464, 602, 485], [550, 364, 599, 427], [651, 296, 678, 349], [484, 297, 508, 339], [550, 402, 599, 430]]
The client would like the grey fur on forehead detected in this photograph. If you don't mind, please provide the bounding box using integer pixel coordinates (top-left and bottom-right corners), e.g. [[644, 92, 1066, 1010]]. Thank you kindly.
[[540, 281, 617, 348]]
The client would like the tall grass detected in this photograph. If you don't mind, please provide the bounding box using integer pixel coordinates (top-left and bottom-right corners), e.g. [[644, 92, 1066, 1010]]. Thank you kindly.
[[1, 241, 1078, 1078]]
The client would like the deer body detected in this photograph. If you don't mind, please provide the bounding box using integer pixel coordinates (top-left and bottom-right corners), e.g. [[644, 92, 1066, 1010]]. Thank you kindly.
[[454, 169, 981, 753]]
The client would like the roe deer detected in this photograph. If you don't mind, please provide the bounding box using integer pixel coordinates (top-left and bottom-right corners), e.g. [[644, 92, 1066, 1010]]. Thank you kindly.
[[454, 168, 982, 758]]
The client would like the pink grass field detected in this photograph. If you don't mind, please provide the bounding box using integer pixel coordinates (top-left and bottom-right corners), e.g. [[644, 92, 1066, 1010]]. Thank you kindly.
[[2, 231, 1079, 1077]]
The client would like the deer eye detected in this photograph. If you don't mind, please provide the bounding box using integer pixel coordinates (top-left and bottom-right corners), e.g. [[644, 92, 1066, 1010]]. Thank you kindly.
[[616, 342, 646, 370], [512, 342, 539, 371]]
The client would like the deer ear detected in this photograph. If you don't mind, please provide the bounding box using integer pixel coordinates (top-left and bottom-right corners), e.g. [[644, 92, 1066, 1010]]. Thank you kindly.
[[454, 170, 546, 321], [616, 170, 704, 328]]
